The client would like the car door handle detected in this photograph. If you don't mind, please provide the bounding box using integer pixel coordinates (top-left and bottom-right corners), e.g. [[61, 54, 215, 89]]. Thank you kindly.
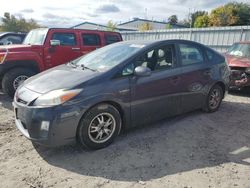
[[118, 89, 130, 95], [72, 47, 80, 50], [203, 69, 212, 76]]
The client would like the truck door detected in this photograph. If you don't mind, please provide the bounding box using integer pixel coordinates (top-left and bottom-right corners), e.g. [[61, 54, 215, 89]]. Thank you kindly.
[[44, 31, 81, 68]]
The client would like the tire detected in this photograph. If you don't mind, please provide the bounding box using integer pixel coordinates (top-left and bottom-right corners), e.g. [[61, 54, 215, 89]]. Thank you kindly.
[[77, 104, 121, 150], [203, 84, 223, 113], [2, 68, 35, 97]]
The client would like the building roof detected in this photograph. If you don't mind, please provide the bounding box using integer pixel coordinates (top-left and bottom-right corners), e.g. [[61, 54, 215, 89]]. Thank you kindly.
[[118, 18, 188, 28], [71, 21, 137, 31], [118, 18, 169, 26]]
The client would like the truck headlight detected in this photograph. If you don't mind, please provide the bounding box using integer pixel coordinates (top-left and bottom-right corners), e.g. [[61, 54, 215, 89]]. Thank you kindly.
[[33, 89, 82, 106]]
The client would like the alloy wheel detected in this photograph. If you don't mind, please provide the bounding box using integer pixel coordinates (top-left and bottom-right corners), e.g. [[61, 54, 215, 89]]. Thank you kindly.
[[88, 112, 116, 144]]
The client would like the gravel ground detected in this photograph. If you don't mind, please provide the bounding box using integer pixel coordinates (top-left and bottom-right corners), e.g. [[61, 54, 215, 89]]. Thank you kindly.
[[0, 89, 249, 188]]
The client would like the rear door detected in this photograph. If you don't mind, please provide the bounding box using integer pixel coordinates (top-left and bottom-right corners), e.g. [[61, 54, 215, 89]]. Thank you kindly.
[[129, 43, 183, 126], [104, 33, 122, 45], [44, 30, 81, 68], [177, 42, 213, 113], [80, 32, 102, 56]]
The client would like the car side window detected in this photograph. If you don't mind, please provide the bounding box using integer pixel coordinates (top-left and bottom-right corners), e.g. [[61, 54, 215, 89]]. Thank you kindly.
[[105, 34, 120, 45], [52, 33, 76, 46], [134, 44, 176, 71], [82, 34, 101, 46], [179, 44, 204, 66], [121, 44, 176, 76]]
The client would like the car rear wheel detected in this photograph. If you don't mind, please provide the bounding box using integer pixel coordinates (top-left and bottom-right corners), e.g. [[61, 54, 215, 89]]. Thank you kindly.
[[77, 104, 121, 150], [2, 68, 35, 97], [204, 84, 223, 113]]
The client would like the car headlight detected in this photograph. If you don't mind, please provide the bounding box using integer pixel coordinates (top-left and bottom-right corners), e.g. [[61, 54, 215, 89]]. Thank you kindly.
[[33, 89, 82, 106], [246, 67, 250, 74]]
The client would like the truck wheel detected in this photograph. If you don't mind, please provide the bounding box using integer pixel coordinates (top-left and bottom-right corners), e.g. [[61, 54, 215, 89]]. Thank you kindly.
[[2, 68, 35, 97]]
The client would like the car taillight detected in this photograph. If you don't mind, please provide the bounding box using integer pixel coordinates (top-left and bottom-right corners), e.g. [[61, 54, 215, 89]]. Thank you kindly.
[[0, 48, 8, 64], [0, 54, 5, 63]]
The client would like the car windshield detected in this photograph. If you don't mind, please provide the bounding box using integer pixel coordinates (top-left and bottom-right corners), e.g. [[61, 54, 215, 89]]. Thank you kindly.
[[23, 28, 48, 45], [73, 43, 145, 72], [227, 43, 250, 58]]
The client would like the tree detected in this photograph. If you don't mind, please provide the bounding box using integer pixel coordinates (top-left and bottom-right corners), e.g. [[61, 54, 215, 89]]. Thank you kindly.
[[209, 4, 239, 26], [168, 15, 178, 25], [1, 12, 40, 32], [165, 23, 173, 29], [191, 11, 207, 27], [229, 2, 250, 25], [139, 22, 153, 31], [194, 14, 210, 28], [179, 19, 190, 28], [106, 20, 117, 31]]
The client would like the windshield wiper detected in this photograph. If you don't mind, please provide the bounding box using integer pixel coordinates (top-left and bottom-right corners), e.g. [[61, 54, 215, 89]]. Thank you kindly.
[[68, 61, 77, 68], [80, 64, 97, 72]]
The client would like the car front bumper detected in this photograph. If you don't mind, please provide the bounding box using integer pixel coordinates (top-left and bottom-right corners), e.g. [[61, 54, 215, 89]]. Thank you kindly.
[[230, 69, 250, 89], [13, 101, 84, 147]]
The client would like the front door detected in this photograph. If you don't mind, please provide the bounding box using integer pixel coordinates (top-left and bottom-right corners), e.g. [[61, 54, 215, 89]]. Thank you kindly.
[[129, 43, 183, 126], [44, 32, 81, 68]]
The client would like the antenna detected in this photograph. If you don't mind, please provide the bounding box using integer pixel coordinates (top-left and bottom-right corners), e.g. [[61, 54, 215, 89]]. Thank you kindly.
[[145, 8, 148, 20]]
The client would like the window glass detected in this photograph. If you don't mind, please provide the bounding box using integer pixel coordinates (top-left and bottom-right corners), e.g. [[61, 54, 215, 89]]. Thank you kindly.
[[179, 44, 204, 65], [0, 35, 22, 45], [105, 34, 120, 45], [122, 63, 135, 76], [52, 33, 76, 46], [206, 49, 225, 63], [133, 44, 176, 71], [82, 34, 101, 46]]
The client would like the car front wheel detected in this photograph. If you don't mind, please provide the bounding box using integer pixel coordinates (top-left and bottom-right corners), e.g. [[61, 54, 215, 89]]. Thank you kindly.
[[77, 104, 121, 150]]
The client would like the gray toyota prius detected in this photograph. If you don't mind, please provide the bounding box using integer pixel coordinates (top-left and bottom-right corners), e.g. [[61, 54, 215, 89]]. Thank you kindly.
[[13, 40, 230, 150]]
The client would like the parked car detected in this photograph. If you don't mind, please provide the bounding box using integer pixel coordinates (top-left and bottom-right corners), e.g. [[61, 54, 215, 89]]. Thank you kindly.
[[0, 32, 26, 45], [0, 28, 122, 96], [224, 42, 250, 89], [13, 40, 230, 150]]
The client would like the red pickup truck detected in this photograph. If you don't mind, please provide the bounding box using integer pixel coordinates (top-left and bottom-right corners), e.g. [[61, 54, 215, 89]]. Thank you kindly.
[[0, 28, 122, 96]]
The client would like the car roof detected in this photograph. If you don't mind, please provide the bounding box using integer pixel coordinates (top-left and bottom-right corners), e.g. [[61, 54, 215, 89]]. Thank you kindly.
[[235, 41, 250, 44], [119, 39, 206, 46], [0, 32, 26, 37], [45, 28, 121, 35]]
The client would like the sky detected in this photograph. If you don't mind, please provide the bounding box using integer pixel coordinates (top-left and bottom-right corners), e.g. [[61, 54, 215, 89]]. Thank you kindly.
[[0, 0, 249, 28]]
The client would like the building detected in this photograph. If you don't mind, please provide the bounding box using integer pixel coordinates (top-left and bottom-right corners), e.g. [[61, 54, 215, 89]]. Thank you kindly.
[[118, 18, 187, 30], [72, 18, 187, 32]]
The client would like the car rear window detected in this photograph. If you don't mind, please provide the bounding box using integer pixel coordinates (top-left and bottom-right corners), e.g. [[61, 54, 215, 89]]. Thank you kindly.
[[105, 34, 120, 45], [82, 34, 101, 46]]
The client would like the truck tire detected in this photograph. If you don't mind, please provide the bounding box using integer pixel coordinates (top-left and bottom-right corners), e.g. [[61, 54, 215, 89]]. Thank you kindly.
[[2, 68, 35, 97]]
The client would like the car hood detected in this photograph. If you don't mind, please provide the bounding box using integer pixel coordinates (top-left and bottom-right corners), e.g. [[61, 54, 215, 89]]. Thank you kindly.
[[225, 54, 250, 68], [0, 44, 33, 52], [23, 64, 101, 94]]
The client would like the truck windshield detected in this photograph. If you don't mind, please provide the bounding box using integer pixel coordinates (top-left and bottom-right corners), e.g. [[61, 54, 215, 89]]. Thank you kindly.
[[73, 43, 145, 72], [227, 43, 250, 58], [23, 28, 48, 45]]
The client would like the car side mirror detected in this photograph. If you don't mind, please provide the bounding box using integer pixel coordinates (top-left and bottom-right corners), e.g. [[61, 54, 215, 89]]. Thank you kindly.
[[134, 66, 151, 77], [50, 40, 60, 46]]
